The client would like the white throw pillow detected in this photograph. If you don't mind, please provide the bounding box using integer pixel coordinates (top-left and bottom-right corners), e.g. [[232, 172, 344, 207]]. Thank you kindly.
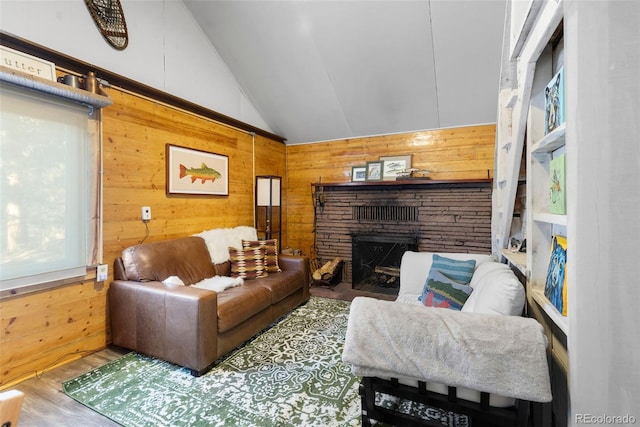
[[462, 266, 525, 316], [469, 261, 510, 289]]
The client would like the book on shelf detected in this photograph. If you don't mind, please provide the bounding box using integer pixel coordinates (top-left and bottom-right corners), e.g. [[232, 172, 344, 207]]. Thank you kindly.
[[544, 67, 565, 134], [549, 153, 566, 214], [544, 234, 567, 316]]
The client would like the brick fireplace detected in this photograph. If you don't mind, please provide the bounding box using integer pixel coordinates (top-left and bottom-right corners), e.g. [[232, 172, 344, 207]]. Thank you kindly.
[[312, 180, 492, 287]]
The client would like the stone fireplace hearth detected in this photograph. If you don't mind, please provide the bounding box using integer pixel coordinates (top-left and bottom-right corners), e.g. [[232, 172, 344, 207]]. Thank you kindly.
[[312, 180, 492, 286]]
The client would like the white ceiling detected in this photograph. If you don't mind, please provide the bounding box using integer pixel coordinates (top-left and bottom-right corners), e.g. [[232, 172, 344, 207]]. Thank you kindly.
[[183, 0, 506, 144]]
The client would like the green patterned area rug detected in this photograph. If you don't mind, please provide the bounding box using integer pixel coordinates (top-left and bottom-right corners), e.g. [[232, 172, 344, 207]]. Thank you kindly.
[[63, 297, 361, 426]]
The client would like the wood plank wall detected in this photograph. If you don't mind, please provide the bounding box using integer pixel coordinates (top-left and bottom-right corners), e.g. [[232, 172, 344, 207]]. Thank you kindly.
[[1, 87, 494, 389], [285, 124, 496, 256], [0, 87, 286, 389]]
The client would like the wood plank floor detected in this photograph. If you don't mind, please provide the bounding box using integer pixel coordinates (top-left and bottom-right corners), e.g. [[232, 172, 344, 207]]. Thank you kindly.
[[11, 346, 128, 426], [9, 284, 392, 426]]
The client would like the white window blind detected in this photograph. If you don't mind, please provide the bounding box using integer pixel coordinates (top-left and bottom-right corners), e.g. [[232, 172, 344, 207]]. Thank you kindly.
[[0, 84, 89, 292]]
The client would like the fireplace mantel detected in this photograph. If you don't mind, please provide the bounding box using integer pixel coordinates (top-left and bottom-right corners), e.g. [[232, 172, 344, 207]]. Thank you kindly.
[[312, 178, 492, 190]]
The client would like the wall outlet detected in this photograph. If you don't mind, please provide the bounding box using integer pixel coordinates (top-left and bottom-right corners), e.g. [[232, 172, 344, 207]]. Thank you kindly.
[[97, 264, 108, 282], [141, 206, 151, 221]]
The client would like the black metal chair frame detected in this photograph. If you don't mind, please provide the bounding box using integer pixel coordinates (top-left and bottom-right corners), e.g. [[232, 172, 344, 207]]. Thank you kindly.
[[359, 376, 551, 427]]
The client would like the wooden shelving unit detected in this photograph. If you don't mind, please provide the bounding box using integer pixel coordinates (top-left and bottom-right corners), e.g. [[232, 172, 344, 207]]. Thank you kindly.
[[497, 1, 640, 419], [496, 1, 571, 423], [0, 65, 112, 110], [500, 249, 527, 277], [528, 119, 567, 334]]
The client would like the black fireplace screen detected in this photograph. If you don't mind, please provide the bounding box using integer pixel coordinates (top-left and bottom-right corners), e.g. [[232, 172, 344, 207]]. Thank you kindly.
[[351, 234, 418, 293]]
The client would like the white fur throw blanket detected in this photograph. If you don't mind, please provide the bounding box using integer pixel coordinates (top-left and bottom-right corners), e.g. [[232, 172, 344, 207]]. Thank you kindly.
[[193, 226, 258, 264], [342, 297, 552, 403], [162, 275, 244, 292]]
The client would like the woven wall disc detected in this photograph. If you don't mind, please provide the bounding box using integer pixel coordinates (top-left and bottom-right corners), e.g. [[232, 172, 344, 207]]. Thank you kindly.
[[84, 0, 128, 50]]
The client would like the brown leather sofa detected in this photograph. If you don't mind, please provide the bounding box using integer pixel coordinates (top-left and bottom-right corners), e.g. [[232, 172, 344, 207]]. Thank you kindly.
[[109, 236, 310, 376]]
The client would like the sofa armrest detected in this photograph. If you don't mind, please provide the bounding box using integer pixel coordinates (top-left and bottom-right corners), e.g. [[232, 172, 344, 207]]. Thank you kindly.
[[109, 280, 218, 375], [279, 254, 310, 300], [279, 255, 309, 280], [343, 297, 552, 402]]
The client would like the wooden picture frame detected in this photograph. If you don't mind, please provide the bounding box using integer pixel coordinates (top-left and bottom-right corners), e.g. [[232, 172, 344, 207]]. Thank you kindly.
[[166, 144, 229, 196], [366, 161, 383, 181], [380, 155, 412, 181], [351, 166, 367, 182]]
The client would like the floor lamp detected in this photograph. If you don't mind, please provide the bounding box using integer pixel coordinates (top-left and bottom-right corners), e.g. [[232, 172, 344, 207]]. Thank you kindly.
[[255, 176, 281, 250]]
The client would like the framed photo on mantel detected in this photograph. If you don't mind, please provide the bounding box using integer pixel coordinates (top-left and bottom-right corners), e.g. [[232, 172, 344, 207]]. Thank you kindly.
[[380, 155, 412, 181], [351, 166, 367, 182], [366, 161, 383, 181]]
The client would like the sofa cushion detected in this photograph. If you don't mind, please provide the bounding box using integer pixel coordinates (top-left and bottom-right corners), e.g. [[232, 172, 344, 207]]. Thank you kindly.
[[216, 284, 272, 333], [229, 247, 267, 280], [121, 236, 215, 285], [254, 270, 304, 303], [462, 263, 525, 316], [420, 269, 473, 310], [468, 260, 502, 289], [214, 260, 231, 277], [242, 239, 281, 273]]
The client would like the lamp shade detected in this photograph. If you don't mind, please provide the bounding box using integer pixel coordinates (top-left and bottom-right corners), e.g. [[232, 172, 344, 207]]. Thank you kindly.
[[255, 175, 282, 247], [256, 176, 281, 207]]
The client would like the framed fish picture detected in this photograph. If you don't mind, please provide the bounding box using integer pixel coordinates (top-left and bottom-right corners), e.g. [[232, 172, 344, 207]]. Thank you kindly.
[[379, 155, 412, 181], [166, 144, 229, 196]]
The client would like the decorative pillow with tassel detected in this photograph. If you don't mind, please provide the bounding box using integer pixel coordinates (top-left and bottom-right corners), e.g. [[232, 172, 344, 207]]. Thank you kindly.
[[229, 246, 267, 280], [242, 239, 281, 273]]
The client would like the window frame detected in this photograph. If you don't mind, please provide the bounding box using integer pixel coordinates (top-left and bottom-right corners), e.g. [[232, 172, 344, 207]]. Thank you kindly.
[[0, 80, 103, 298]]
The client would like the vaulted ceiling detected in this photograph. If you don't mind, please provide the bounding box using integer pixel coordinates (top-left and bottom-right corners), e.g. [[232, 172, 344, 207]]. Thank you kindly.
[[183, 1, 506, 144]]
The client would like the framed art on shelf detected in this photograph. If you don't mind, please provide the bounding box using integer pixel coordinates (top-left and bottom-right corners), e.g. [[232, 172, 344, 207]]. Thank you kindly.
[[549, 153, 566, 214], [366, 161, 383, 181], [544, 234, 567, 316], [380, 155, 412, 181], [351, 166, 367, 182], [544, 67, 565, 134], [166, 144, 229, 196]]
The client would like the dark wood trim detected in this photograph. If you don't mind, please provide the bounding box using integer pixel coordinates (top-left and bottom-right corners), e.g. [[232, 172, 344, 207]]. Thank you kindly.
[[312, 178, 492, 190], [0, 31, 286, 143]]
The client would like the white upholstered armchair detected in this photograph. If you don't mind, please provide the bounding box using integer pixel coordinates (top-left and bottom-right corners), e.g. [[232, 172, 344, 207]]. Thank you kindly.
[[342, 252, 552, 426]]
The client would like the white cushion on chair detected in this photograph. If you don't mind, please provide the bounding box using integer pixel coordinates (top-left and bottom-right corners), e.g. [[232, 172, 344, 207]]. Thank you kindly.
[[462, 263, 525, 316]]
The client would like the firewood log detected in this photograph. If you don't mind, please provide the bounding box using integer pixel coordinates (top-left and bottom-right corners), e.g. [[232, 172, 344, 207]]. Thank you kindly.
[[312, 257, 342, 281]]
